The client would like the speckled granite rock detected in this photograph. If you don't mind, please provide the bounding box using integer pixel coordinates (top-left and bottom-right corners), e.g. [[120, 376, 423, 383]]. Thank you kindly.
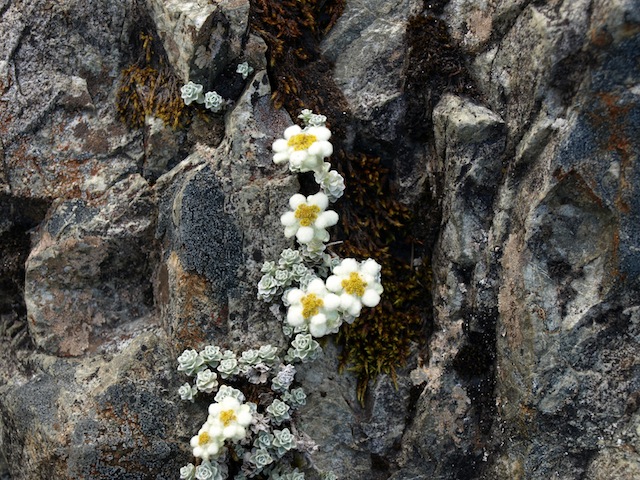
[[1, 0, 640, 478], [25, 174, 157, 356], [0, 0, 145, 200], [0, 327, 188, 479], [147, 0, 252, 83], [392, 0, 640, 478]]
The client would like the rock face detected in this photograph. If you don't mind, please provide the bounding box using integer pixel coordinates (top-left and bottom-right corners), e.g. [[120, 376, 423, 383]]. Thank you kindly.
[[392, 0, 640, 478], [1, 0, 639, 479]]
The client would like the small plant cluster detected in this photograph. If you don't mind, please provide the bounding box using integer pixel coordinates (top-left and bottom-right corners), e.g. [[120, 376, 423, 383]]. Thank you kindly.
[[180, 63, 254, 113], [251, 0, 429, 399], [178, 111, 382, 479], [177, 344, 314, 480]]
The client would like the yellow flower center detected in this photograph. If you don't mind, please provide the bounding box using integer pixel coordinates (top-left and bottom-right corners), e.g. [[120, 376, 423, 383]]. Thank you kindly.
[[220, 409, 237, 427], [287, 133, 317, 151], [301, 293, 324, 319], [198, 431, 211, 445], [341, 272, 367, 297], [294, 204, 320, 227]]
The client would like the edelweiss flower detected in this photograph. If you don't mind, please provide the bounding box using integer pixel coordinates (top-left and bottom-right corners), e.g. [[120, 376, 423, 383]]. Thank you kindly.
[[272, 125, 333, 172], [207, 395, 253, 442], [326, 258, 383, 318], [286, 278, 341, 337], [190, 424, 223, 461], [281, 192, 338, 245]]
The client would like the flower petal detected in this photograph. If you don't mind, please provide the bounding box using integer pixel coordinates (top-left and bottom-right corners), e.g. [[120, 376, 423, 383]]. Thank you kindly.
[[287, 288, 304, 304], [272, 138, 289, 152], [284, 225, 298, 238], [296, 226, 314, 243], [315, 210, 339, 229], [325, 275, 341, 293], [273, 152, 289, 164], [309, 126, 331, 141], [335, 258, 358, 275], [362, 289, 381, 307], [289, 193, 306, 209], [287, 306, 305, 326], [290, 150, 308, 166], [361, 259, 382, 276], [339, 293, 354, 311], [347, 299, 362, 317], [308, 191, 329, 210], [309, 140, 332, 158], [284, 125, 302, 139], [281, 211, 297, 227], [323, 293, 341, 310], [309, 314, 328, 337], [307, 278, 326, 293]]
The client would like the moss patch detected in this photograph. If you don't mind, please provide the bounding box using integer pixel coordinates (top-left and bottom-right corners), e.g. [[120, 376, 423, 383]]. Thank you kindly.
[[116, 29, 187, 130]]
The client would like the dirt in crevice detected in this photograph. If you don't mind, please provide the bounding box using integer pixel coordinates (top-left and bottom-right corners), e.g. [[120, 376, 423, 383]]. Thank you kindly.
[[0, 196, 50, 349]]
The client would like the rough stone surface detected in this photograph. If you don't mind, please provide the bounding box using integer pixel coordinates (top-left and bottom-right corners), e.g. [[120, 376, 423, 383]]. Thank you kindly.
[[393, 0, 640, 478], [0, 0, 145, 200], [154, 70, 299, 352], [1, 0, 640, 479], [147, 0, 251, 84], [25, 174, 157, 356], [321, 0, 418, 127]]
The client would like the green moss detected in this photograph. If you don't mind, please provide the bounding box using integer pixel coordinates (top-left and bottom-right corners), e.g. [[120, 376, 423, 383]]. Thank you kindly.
[[332, 151, 433, 403], [116, 31, 187, 130]]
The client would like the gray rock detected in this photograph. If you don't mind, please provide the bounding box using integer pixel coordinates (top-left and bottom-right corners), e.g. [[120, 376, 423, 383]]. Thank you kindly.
[[321, 0, 419, 142], [0, 328, 189, 479], [2, 0, 640, 478], [433, 94, 505, 268], [154, 70, 298, 352], [393, 0, 640, 477], [25, 174, 157, 356], [148, 0, 251, 84], [296, 342, 370, 478], [0, 0, 144, 199]]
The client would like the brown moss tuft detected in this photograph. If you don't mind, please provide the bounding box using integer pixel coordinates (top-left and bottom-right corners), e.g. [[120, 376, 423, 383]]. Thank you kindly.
[[116, 31, 187, 130], [250, 0, 346, 111]]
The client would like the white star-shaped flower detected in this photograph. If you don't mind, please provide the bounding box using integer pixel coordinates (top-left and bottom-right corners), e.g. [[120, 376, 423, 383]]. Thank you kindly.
[[326, 258, 383, 319], [281, 192, 339, 245], [207, 396, 253, 442], [286, 278, 342, 337], [272, 125, 333, 173], [190, 424, 223, 461]]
